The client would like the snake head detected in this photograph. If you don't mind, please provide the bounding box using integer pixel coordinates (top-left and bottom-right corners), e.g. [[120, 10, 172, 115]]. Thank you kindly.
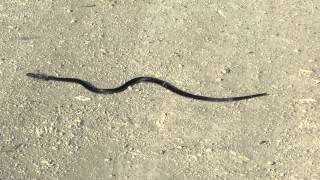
[[26, 72, 50, 81]]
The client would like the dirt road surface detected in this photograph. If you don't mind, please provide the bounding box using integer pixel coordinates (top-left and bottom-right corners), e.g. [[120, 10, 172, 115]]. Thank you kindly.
[[1, 0, 319, 179]]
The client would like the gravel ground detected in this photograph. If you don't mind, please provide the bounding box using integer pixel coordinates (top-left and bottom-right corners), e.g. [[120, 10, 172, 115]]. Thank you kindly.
[[1, 0, 319, 179]]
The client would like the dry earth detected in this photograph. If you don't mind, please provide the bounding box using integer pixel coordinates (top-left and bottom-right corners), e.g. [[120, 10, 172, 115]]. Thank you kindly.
[[0, 0, 319, 179]]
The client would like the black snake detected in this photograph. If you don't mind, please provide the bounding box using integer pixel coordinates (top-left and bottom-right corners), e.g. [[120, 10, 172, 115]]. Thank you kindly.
[[26, 72, 267, 102]]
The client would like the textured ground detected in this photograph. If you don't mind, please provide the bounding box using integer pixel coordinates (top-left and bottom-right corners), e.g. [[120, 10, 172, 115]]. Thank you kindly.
[[1, 0, 319, 179]]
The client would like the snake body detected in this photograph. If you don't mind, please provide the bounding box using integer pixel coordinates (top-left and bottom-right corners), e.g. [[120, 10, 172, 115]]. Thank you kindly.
[[26, 72, 267, 102]]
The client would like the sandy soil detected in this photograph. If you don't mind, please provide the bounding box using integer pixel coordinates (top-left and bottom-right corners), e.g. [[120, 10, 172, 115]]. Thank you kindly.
[[1, 0, 319, 179]]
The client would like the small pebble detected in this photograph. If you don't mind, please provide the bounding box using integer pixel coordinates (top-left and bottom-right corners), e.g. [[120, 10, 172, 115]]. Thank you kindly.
[[205, 148, 213, 153], [176, 145, 183, 149], [215, 78, 223, 82], [267, 161, 276, 165], [259, 140, 269, 145], [75, 96, 91, 101], [104, 158, 112, 162], [294, 49, 302, 53], [40, 159, 53, 166], [221, 67, 231, 74], [238, 155, 250, 162], [70, 19, 77, 23], [280, 172, 286, 177]]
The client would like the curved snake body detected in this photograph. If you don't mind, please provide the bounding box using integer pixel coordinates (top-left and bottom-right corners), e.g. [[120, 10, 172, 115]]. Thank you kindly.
[[26, 72, 267, 102]]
